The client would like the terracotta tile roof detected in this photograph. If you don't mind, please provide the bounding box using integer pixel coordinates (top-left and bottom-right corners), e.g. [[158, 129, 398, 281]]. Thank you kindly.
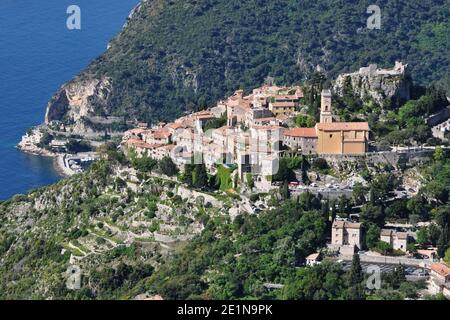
[[431, 263, 450, 278], [214, 126, 234, 135], [153, 129, 172, 139], [158, 144, 175, 151], [166, 122, 184, 130], [316, 122, 369, 131], [125, 139, 161, 150], [284, 128, 317, 138], [276, 114, 290, 121], [127, 128, 148, 135]]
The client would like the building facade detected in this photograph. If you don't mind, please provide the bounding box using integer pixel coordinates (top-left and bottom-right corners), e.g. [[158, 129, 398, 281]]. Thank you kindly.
[[283, 127, 317, 154], [315, 89, 369, 155], [380, 229, 409, 252], [331, 219, 362, 250]]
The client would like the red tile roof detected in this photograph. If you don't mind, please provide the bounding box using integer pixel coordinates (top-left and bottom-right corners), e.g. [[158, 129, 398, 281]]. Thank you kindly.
[[284, 128, 317, 138], [125, 139, 161, 150], [153, 129, 172, 139], [431, 263, 450, 278]]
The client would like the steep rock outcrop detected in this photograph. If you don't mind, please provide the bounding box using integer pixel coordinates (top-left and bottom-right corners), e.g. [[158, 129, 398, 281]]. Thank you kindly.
[[333, 62, 412, 105], [45, 77, 112, 132]]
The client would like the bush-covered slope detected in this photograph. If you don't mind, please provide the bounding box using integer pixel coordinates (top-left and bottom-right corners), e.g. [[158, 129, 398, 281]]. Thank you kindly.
[[72, 0, 449, 124]]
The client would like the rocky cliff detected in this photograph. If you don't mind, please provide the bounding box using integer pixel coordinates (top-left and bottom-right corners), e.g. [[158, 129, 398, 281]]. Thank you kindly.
[[29, 0, 449, 138], [44, 77, 113, 134], [333, 62, 412, 106]]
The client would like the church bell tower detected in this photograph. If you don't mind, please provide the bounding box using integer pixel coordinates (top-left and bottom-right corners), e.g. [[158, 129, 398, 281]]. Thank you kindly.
[[320, 89, 333, 123]]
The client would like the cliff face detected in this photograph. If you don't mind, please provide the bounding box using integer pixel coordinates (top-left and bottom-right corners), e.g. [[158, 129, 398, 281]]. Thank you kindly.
[[333, 63, 412, 106], [32, 0, 449, 137], [44, 77, 112, 133]]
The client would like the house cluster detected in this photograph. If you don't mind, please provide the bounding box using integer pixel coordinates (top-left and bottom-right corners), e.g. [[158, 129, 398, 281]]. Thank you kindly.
[[330, 218, 414, 254], [121, 84, 369, 189], [430, 262, 450, 297]]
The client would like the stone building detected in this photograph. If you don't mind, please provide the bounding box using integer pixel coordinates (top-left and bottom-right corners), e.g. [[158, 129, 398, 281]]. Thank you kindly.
[[315, 89, 369, 155], [283, 128, 317, 154], [430, 262, 450, 297], [380, 229, 409, 252], [331, 219, 362, 250]]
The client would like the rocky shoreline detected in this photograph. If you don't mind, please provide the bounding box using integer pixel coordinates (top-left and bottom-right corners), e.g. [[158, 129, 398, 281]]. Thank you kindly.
[[17, 131, 74, 178]]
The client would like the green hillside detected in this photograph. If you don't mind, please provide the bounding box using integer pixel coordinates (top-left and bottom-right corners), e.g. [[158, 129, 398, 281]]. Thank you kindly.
[[82, 0, 449, 123]]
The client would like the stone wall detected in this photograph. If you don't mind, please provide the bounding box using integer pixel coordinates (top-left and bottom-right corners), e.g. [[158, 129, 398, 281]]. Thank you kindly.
[[321, 149, 434, 169], [176, 185, 223, 208]]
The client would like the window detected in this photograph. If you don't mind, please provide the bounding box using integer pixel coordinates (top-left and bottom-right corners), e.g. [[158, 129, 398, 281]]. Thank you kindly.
[[329, 134, 333, 138]]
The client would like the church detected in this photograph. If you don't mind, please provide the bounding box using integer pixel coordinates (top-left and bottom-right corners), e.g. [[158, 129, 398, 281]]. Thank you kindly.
[[314, 89, 369, 155]]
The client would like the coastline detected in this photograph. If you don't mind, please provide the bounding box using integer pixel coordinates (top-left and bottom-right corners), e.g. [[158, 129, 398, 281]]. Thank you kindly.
[[54, 154, 74, 177], [16, 143, 73, 178]]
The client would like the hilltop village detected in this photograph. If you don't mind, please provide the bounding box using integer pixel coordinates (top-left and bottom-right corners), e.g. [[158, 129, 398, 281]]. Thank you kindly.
[[118, 72, 450, 298], [122, 85, 369, 190], [9, 62, 450, 299]]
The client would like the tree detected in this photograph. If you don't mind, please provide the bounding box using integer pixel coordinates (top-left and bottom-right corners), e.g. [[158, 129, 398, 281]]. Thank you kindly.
[[245, 173, 254, 189], [345, 254, 365, 300], [444, 248, 450, 265], [416, 227, 429, 246], [360, 203, 384, 226], [65, 139, 91, 153], [434, 146, 445, 162], [388, 265, 406, 290], [181, 164, 194, 186], [321, 200, 330, 220], [193, 164, 208, 189], [281, 261, 347, 300], [132, 155, 157, 173], [365, 224, 380, 249], [437, 226, 450, 258], [158, 156, 178, 176], [352, 183, 367, 206], [280, 181, 291, 200], [273, 158, 296, 182], [311, 158, 329, 171], [294, 115, 316, 128], [349, 254, 363, 284]]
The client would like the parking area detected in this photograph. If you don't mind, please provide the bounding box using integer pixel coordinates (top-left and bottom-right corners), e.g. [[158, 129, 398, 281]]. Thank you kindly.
[[339, 261, 428, 276]]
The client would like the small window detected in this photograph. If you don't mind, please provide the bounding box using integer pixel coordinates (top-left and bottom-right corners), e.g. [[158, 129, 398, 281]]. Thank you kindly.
[[329, 134, 333, 138]]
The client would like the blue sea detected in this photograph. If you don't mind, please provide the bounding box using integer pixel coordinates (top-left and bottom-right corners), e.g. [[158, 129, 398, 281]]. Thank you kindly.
[[0, 0, 139, 200]]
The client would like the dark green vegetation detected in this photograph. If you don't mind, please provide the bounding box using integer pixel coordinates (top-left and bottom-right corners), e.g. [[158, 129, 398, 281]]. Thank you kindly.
[[140, 199, 423, 300], [349, 151, 450, 257], [0, 148, 211, 299], [82, 0, 449, 123], [145, 200, 327, 299]]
